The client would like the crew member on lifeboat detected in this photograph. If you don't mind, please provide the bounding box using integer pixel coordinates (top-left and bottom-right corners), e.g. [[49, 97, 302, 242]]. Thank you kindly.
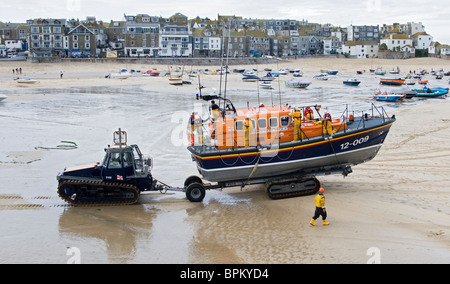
[[323, 112, 336, 135], [289, 110, 302, 141], [244, 116, 253, 147], [304, 106, 314, 120]]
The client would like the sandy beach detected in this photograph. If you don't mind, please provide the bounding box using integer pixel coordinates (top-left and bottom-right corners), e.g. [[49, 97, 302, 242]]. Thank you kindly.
[[0, 57, 449, 264]]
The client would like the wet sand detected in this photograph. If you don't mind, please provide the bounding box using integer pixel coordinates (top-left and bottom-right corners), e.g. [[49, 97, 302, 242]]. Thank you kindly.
[[0, 58, 449, 264]]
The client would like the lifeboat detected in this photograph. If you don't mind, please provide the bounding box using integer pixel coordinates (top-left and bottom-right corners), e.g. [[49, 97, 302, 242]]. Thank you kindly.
[[186, 94, 396, 199]]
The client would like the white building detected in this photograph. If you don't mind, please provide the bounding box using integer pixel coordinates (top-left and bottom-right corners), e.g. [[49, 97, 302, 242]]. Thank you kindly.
[[380, 34, 413, 51], [208, 37, 221, 52], [3, 39, 24, 51], [413, 32, 433, 50], [440, 45, 450, 56], [323, 36, 341, 55], [342, 41, 379, 58], [159, 25, 192, 57]]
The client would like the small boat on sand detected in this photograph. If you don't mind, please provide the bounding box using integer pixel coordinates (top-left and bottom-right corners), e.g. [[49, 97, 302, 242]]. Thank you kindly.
[[373, 90, 405, 102], [242, 75, 260, 82], [16, 78, 39, 84], [259, 81, 272, 89], [285, 78, 312, 88], [413, 87, 448, 98], [343, 78, 361, 86], [380, 78, 405, 86]]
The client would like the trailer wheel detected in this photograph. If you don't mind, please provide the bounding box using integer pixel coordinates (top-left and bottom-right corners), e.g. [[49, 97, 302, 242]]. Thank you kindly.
[[184, 175, 203, 187], [186, 183, 206, 202]]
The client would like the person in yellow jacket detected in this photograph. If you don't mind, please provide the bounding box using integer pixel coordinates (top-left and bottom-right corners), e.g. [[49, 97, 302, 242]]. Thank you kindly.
[[244, 117, 253, 147], [310, 187, 330, 226], [289, 111, 302, 141]]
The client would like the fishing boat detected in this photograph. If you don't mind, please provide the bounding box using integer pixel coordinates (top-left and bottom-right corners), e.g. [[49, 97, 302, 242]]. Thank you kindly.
[[314, 73, 329, 80], [343, 78, 361, 86], [142, 69, 160, 76], [356, 70, 363, 75], [107, 71, 132, 79], [326, 70, 338, 75], [389, 67, 400, 74], [260, 72, 276, 81], [373, 92, 405, 102], [413, 87, 448, 98], [259, 81, 273, 89], [186, 94, 396, 200], [380, 78, 405, 86], [404, 79, 415, 85], [169, 76, 183, 85], [375, 68, 386, 75], [418, 80, 429, 85], [390, 87, 417, 99], [242, 75, 260, 82], [285, 78, 312, 88]]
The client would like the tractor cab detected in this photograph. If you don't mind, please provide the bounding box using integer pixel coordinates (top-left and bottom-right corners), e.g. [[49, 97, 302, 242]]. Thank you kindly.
[[100, 129, 153, 190]]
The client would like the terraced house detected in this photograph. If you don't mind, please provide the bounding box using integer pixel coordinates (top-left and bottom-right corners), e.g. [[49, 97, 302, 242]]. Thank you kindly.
[[27, 18, 66, 57], [66, 23, 97, 57], [159, 13, 192, 57], [123, 14, 160, 57]]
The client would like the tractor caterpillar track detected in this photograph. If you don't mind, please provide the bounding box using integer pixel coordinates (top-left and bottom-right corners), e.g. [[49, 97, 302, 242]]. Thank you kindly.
[[265, 175, 320, 199], [57, 179, 140, 207]]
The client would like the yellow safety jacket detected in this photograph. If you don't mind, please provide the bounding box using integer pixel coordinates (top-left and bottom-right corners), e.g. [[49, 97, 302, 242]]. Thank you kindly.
[[314, 194, 326, 208]]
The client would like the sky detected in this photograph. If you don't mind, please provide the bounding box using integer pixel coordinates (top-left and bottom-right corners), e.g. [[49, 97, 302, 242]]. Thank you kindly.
[[1, 0, 449, 43]]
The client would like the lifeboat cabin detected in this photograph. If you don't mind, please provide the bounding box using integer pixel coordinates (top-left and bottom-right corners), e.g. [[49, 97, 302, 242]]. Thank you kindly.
[[188, 105, 347, 149]]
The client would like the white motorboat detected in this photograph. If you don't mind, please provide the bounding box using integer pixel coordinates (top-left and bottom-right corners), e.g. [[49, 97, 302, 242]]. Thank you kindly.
[[16, 78, 39, 84], [107, 71, 132, 79], [285, 78, 312, 88]]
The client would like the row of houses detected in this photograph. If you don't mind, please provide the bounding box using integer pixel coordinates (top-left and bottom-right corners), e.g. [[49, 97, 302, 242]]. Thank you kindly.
[[1, 13, 450, 59]]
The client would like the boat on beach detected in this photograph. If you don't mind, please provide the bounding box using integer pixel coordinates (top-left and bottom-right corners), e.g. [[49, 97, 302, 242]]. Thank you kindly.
[[242, 75, 260, 82], [343, 78, 361, 86], [169, 77, 183, 85], [259, 81, 273, 89], [285, 78, 312, 88], [380, 78, 406, 86], [16, 78, 39, 84], [107, 71, 132, 79], [373, 90, 405, 102], [390, 87, 417, 99], [260, 72, 276, 81], [142, 69, 160, 76], [314, 73, 329, 80], [413, 87, 448, 98], [326, 70, 338, 75], [375, 68, 386, 75]]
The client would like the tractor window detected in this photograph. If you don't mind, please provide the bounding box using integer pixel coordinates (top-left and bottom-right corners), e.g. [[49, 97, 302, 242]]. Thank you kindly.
[[108, 152, 122, 169], [123, 152, 133, 168]]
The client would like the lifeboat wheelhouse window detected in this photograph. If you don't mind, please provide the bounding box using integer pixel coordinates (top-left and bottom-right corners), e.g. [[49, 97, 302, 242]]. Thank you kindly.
[[280, 116, 290, 127], [269, 117, 278, 128], [235, 120, 244, 131], [257, 118, 267, 129]]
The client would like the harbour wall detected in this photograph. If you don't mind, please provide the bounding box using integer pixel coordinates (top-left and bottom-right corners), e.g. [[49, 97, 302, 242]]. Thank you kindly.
[[28, 56, 282, 66]]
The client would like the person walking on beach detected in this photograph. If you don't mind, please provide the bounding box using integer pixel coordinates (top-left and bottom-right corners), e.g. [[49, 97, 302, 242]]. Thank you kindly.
[[60, 71, 64, 79], [310, 187, 329, 226]]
